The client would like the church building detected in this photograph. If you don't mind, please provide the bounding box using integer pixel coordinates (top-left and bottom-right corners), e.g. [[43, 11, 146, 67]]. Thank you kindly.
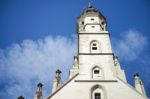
[[18, 4, 148, 99]]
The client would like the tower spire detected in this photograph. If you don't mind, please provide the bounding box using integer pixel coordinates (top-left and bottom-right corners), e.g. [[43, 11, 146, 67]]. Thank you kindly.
[[34, 82, 43, 99], [113, 55, 127, 82], [52, 69, 62, 93], [88, 0, 94, 7], [69, 56, 79, 78], [88, 2, 92, 7], [87, 1, 94, 9], [134, 72, 147, 96]]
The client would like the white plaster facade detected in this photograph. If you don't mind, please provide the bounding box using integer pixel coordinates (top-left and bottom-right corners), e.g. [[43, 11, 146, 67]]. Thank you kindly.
[[47, 77, 147, 99], [32, 4, 148, 99]]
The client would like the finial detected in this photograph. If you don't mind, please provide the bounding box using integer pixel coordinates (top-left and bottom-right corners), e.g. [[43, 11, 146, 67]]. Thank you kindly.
[[134, 72, 140, 77], [74, 56, 78, 59], [18, 96, 24, 99], [56, 69, 62, 74], [113, 55, 118, 59], [37, 82, 43, 87], [88, 1, 93, 8], [115, 56, 118, 59]]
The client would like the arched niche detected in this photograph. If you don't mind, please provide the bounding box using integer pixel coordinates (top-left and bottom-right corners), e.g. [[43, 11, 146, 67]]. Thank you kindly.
[[92, 66, 103, 79], [90, 40, 101, 53], [91, 85, 107, 99]]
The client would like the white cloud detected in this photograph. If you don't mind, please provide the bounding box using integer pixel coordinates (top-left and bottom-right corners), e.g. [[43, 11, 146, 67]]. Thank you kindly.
[[112, 30, 148, 61], [0, 36, 77, 99], [112, 30, 150, 97], [0, 30, 149, 99]]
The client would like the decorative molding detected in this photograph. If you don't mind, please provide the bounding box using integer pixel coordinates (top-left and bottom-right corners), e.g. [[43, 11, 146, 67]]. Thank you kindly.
[[78, 53, 114, 55], [74, 80, 118, 82], [78, 33, 109, 35]]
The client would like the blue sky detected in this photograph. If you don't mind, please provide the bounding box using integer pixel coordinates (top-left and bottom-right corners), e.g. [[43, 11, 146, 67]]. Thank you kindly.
[[0, 0, 150, 99]]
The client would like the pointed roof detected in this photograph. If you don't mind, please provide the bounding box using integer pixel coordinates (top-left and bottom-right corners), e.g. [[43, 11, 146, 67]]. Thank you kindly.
[[78, 4, 106, 21], [56, 69, 62, 74], [84, 3, 98, 13], [18, 96, 24, 99], [134, 72, 140, 77], [37, 82, 43, 87]]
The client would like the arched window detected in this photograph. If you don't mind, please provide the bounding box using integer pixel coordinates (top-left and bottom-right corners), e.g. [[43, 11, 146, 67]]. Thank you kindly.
[[92, 66, 102, 79], [90, 41, 101, 53], [91, 85, 106, 99]]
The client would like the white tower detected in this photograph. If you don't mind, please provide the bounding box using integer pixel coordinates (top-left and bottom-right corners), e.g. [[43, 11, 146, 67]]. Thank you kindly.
[[77, 4, 117, 81], [46, 4, 148, 99]]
